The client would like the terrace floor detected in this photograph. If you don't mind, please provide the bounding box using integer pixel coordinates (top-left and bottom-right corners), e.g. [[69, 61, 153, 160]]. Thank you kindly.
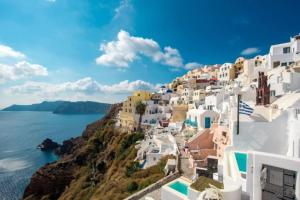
[[139, 188, 161, 200]]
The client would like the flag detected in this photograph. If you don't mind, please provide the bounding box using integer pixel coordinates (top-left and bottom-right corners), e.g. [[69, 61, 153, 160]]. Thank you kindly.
[[239, 101, 254, 115]]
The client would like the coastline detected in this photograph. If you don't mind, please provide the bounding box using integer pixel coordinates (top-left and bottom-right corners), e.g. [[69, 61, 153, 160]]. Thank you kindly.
[[22, 104, 121, 200]]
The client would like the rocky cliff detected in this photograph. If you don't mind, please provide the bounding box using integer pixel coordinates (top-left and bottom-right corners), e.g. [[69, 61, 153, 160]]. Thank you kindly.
[[23, 103, 167, 200]]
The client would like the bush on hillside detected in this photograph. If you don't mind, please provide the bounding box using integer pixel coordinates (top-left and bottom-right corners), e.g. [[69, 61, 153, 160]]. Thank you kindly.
[[125, 161, 140, 177], [118, 132, 144, 158], [127, 181, 139, 193]]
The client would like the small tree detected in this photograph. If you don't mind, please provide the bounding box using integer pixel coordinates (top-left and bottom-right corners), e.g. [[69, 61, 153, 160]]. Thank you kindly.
[[135, 101, 147, 131]]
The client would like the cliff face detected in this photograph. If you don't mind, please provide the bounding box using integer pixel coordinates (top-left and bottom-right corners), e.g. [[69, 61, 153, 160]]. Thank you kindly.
[[23, 104, 121, 200], [23, 103, 167, 200]]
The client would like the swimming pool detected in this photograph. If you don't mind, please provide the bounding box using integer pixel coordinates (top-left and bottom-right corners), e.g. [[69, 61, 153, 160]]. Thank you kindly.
[[169, 181, 188, 196], [234, 152, 247, 173]]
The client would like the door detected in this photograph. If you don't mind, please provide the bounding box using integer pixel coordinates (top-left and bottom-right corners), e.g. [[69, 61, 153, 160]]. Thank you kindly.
[[204, 117, 211, 128], [262, 165, 296, 200]]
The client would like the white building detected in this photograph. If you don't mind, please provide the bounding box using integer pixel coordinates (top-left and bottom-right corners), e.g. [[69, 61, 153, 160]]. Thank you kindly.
[[268, 66, 300, 100], [161, 89, 173, 103], [182, 88, 194, 104], [158, 85, 168, 94], [218, 63, 234, 84], [222, 93, 300, 200], [268, 34, 300, 69], [192, 89, 206, 108], [170, 96, 184, 106], [142, 100, 172, 125], [137, 133, 177, 169], [186, 108, 219, 130], [240, 55, 269, 85], [205, 92, 226, 111], [246, 151, 300, 200]]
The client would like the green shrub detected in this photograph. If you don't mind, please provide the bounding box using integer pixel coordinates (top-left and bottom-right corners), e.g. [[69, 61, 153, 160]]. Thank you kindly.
[[127, 181, 138, 193], [125, 161, 140, 177], [190, 176, 224, 192], [118, 132, 144, 158]]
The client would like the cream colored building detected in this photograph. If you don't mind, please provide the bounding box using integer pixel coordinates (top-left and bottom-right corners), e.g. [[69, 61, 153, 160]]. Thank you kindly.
[[192, 89, 206, 108], [241, 55, 268, 85], [218, 63, 235, 84]]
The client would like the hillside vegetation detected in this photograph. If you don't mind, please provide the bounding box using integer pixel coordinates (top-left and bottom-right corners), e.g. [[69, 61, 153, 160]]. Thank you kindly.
[[23, 104, 168, 200]]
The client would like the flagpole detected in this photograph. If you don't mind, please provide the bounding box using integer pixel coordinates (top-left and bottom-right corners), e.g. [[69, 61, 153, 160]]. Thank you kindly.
[[237, 94, 241, 135]]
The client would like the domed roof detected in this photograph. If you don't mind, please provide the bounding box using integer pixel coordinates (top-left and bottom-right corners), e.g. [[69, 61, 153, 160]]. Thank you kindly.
[[160, 85, 166, 88], [235, 57, 245, 63], [166, 89, 173, 93]]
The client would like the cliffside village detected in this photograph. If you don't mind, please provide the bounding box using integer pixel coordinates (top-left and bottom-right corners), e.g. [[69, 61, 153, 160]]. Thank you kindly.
[[116, 35, 300, 200]]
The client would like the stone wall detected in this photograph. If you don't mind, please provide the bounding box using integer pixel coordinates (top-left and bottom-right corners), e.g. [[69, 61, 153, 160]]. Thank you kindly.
[[124, 172, 180, 200]]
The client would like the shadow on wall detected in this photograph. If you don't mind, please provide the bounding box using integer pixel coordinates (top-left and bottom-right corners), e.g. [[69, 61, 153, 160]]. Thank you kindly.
[[232, 111, 289, 155]]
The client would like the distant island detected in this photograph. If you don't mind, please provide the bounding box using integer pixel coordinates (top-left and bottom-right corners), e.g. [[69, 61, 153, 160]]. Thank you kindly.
[[2, 101, 111, 114]]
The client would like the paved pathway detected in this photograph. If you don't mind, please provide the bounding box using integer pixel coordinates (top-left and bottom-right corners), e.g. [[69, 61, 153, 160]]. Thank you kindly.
[[139, 188, 161, 200], [174, 133, 194, 179]]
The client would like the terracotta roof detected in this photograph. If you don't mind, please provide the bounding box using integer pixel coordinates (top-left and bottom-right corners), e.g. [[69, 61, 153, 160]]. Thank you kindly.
[[187, 129, 214, 150]]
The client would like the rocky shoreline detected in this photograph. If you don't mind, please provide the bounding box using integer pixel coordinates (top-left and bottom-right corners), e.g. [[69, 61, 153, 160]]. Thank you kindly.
[[23, 104, 121, 200]]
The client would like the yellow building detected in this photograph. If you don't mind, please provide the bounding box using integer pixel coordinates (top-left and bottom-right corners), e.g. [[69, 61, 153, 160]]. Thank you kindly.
[[233, 57, 245, 78], [119, 90, 152, 131], [171, 104, 188, 122]]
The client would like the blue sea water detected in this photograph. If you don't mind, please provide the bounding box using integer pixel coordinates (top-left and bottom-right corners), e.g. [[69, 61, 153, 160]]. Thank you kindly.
[[0, 111, 103, 200]]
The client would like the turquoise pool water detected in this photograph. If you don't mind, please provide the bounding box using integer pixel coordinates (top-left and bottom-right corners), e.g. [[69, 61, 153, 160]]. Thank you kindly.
[[169, 181, 188, 196], [235, 152, 247, 173]]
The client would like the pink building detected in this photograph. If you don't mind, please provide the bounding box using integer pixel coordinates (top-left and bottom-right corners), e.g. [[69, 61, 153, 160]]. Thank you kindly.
[[212, 123, 231, 159], [185, 129, 216, 169]]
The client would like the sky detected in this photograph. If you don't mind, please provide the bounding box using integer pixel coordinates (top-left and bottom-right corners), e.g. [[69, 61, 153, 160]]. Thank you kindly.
[[0, 0, 300, 108]]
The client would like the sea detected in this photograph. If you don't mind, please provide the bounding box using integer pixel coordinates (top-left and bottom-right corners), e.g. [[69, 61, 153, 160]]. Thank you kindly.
[[0, 111, 103, 200]]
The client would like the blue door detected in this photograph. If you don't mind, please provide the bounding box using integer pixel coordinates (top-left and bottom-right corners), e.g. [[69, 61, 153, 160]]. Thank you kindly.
[[204, 117, 211, 128]]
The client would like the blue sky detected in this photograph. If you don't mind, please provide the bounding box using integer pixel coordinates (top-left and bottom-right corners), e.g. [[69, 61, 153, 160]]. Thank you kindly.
[[0, 0, 299, 107]]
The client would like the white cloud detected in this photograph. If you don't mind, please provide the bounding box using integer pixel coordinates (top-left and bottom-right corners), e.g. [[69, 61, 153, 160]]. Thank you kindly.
[[96, 30, 183, 68], [8, 77, 159, 98], [241, 47, 260, 56], [0, 61, 48, 82], [114, 0, 132, 19], [0, 44, 48, 83], [0, 45, 26, 59], [184, 62, 203, 70]]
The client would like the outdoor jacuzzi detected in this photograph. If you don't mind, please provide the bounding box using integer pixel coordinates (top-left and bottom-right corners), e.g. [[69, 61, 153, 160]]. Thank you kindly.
[[169, 180, 189, 195], [161, 178, 191, 200]]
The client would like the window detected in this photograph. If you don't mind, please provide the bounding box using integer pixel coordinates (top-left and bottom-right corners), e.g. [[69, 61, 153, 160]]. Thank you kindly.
[[273, 61, 280, 68], [281, 62, 287, 67], [271, 90, 276, 96], [283, 47, 290, 54], [222, 131, 227, 137]]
